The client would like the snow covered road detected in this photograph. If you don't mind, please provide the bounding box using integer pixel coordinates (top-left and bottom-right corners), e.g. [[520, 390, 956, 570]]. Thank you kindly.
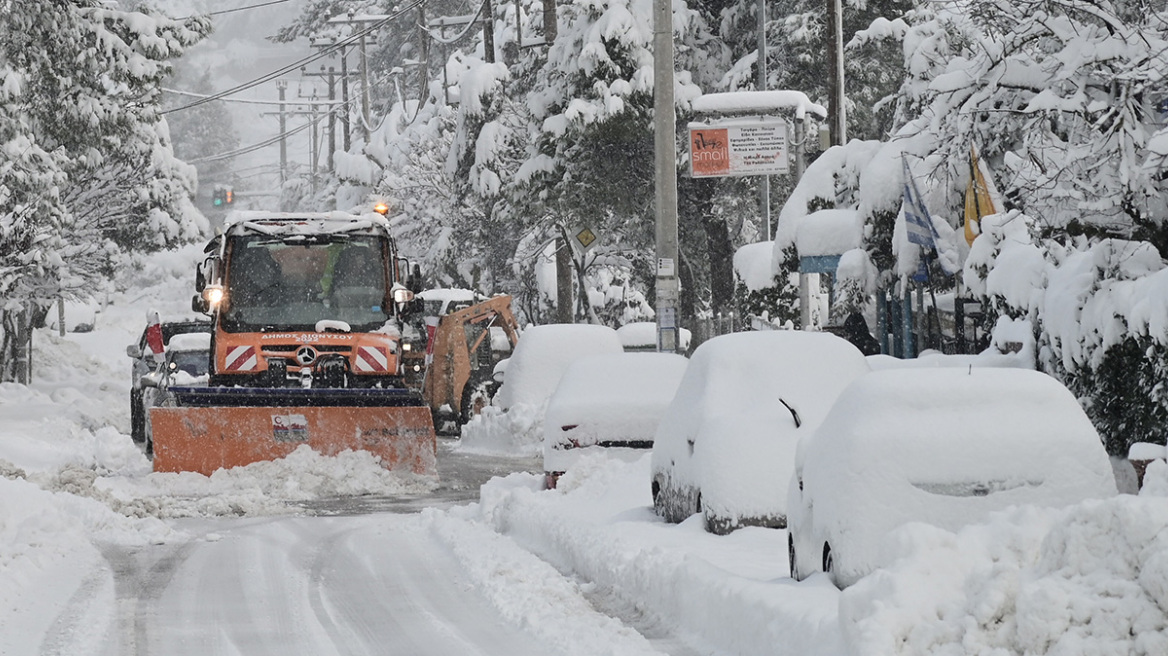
[[82, 514, 570, 656]]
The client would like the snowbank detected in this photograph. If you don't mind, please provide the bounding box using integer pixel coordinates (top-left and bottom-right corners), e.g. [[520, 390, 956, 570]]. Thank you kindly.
[[468, 446, 1168, 656], [841, 491, 1168, 656], [466, 454, 847, 656]]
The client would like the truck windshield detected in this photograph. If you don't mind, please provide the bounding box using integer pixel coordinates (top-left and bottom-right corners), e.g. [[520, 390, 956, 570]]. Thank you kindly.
[[222, 235, 391, 332]]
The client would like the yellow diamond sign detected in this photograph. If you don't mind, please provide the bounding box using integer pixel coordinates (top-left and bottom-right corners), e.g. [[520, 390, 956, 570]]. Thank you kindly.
[[575, 227, 597, 249]]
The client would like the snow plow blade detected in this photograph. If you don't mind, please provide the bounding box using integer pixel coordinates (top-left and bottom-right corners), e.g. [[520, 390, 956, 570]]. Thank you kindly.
[[150, 387, 437, 476]]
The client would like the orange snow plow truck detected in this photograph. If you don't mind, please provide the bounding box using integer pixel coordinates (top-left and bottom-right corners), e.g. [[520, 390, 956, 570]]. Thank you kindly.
[[150, 211, 437, 476]]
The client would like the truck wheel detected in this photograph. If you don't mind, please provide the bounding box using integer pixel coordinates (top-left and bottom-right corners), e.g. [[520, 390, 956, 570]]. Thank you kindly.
[[459, 379, 496, 425], [130, 389, 145, 444]]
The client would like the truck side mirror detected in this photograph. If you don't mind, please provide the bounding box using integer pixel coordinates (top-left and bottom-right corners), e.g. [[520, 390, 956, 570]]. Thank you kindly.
[[192, 294, 209, 313]]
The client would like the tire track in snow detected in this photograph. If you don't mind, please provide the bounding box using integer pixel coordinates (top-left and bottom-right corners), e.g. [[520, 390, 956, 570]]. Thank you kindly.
[[100, 541, 198, 656], [39, 560, 116, 656]]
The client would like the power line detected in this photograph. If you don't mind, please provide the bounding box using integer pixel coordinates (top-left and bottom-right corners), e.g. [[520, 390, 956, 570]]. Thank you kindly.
[[185, 120, 313, 164], [175, 0, 297, 21], [162, 87, 337, 107], [162, 0, 423, 115]]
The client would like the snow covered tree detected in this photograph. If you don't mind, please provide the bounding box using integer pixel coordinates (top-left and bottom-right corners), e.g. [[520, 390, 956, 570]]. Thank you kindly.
[[0, 0, 209, 381], [164, 68, 240, 202]]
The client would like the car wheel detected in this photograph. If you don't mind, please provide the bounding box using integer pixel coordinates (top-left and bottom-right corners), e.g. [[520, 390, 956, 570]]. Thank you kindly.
[[130, 389, 145, 444], [459, 379, 496, 425], [789, 534, 799, 580]]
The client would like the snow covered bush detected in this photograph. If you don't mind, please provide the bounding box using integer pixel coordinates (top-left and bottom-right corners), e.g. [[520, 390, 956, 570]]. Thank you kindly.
[[965, 211, 1168, 456]]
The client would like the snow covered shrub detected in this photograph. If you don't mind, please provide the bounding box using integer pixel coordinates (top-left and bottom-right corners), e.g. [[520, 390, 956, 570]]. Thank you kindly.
[[584, 260, 655, 328], [1052, 337, 1168, 458], [831, 248, 877, 318], [738, 244, 799, 329], [968, 216, 1168, 456]]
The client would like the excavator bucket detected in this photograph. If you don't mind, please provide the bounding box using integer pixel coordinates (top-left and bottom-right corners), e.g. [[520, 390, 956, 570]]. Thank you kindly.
[[150, 387, 437, 476]]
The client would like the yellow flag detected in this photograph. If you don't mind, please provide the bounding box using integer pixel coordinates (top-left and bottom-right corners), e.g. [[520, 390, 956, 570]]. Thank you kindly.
[[964, 144, 1000, 246]]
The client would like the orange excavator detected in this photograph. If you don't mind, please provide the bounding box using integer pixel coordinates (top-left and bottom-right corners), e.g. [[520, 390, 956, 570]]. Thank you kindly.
[[401, 292, 520, 433], [149, 210, 437, 476]]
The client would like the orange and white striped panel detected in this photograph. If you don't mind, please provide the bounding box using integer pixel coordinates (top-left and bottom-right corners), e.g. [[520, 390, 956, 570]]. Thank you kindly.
[[354, 346, 389, 373], [224, 345, 258, 371]]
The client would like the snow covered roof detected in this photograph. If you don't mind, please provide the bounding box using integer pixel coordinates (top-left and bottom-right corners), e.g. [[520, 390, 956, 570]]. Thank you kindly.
[[615, 322, 692, 350], [166, 332, 211, 353], [691, 91, 827, 120], [223, 211, 390, 237], [496, 324, 624, 411], [418, 288, 479, 304]]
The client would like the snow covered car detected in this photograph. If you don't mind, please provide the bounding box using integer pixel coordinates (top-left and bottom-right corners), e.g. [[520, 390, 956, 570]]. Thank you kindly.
[[460, 323, 625, 453], [616, 322, 692, 353], [787, 367, 1118, 588], [543, 352, 688, 489], [650, 330, 869, 535], [139, 332, 212, 453], [494, 323, 625, 414], [126, 317, 211, 444]]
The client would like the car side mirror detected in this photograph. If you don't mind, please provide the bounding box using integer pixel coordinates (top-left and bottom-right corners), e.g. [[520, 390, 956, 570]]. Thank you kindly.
[[192, 294, 209, 313], [126, 344, 143, 358], [491, 358, 509, 383]]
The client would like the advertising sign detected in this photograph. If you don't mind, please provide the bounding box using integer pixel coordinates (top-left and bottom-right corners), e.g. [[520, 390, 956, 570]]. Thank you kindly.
[[689, 120, 789, 178]]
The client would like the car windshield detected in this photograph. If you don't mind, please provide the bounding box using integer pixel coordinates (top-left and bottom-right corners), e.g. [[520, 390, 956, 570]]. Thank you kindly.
[[169, 351, 210, 377], [222, 235, 391, 332]]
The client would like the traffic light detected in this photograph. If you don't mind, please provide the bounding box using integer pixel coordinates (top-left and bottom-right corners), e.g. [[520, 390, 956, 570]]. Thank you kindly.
[[212, 187, 234, 207]]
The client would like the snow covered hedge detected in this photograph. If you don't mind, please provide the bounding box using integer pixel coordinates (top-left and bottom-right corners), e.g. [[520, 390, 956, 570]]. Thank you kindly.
[[966, 211, 1168, 456]]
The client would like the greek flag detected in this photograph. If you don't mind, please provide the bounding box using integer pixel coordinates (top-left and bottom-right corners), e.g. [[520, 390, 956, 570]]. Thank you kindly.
[[902, 158, 939, 248]]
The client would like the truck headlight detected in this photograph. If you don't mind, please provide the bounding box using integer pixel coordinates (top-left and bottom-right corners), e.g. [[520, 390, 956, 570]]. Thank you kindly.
[[203, 285, 225, 308]]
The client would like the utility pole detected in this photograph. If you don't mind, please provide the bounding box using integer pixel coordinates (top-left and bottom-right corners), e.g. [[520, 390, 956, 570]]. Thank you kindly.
[[327, 13, 391, 141], [417, 5, 430, 107], [326, 67, 336, 170], [757, 0, 770, 239], [310, 102, 319, 196], [301, 64, 339, 171], [276, 80, 288, 185], [340, 43, 351, 150], [309, 36, 354, 152], [543, 0, 557, 42], [515, 0, 523, 51], [359, 30, 371, 137], [827, 0, 846, 146], [555, 235, 573, 323], [483, 0, 496, 63], [653, 0, 680, 353]]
